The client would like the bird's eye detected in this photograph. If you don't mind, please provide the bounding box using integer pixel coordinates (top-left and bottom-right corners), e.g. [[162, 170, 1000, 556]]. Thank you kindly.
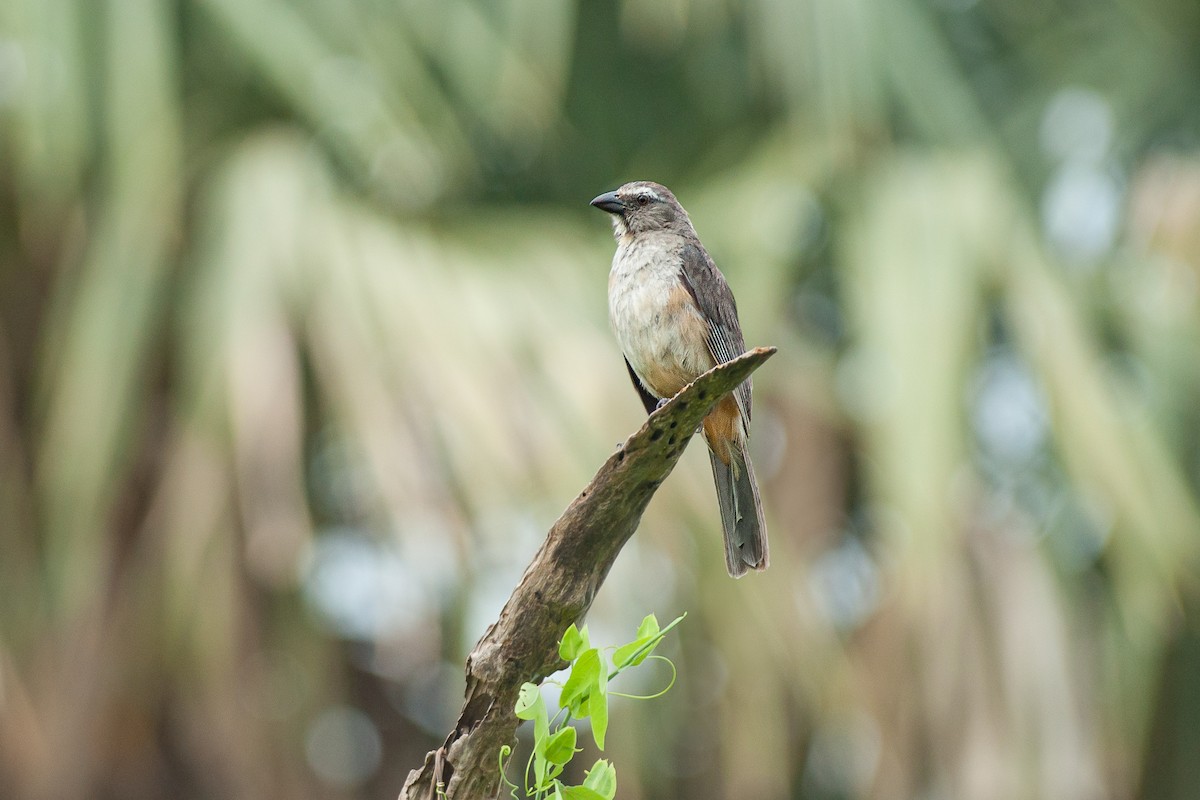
[[636, 194, 650, 207]]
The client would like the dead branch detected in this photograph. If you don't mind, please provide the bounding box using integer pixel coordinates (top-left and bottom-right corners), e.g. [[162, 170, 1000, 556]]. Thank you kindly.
[[397, 346, 777, 800]]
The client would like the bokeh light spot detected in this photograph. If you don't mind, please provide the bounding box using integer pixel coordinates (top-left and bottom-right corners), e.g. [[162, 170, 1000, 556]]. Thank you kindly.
[[305, 705, 382, 789]]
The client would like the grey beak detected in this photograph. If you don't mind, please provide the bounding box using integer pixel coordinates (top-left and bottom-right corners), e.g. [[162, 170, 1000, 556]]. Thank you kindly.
[[590, 191, 624, 214]]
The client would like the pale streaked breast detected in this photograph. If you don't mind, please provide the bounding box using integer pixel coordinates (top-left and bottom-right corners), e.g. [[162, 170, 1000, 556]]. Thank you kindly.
[[608, 236, 714, 400]]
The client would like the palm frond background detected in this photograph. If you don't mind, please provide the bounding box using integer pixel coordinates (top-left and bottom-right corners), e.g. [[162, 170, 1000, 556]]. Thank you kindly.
[[2, 1, 1200, 798]]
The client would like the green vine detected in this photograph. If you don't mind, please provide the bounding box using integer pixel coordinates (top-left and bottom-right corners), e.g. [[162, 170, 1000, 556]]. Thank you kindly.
[[499, 612, 686, 800]]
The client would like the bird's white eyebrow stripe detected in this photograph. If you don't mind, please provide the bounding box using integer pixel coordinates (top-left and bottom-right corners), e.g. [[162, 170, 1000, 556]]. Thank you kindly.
[[628, 186, 661, 202]]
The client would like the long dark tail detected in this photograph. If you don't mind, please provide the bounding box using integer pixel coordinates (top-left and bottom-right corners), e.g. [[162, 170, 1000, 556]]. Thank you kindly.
[[708, 440, 768, 577]]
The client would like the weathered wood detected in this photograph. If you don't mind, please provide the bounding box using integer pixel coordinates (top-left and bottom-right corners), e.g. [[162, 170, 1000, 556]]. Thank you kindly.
[[397, 347, 777, 800]]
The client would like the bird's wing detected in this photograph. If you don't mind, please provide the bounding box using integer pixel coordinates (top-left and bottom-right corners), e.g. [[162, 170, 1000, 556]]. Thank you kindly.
[[678, 240, 752, 422], [625, 357, 661, 415]]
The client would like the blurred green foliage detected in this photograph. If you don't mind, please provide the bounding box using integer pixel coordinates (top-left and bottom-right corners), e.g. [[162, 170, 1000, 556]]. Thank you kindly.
[[2, 1, 1200, 798]]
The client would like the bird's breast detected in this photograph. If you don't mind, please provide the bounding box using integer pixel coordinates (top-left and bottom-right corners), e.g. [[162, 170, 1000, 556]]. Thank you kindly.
[[608, 238, 713, 399]]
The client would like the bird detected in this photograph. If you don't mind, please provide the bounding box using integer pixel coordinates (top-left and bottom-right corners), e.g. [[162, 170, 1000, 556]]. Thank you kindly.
[[590, 180, 768, 577]]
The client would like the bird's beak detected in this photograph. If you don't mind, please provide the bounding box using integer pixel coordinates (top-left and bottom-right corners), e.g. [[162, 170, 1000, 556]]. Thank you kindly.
[[590, 191, 625, 215]]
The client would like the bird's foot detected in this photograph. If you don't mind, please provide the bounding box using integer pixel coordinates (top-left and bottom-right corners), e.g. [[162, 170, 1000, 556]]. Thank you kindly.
[[654, 398, 669, 411]]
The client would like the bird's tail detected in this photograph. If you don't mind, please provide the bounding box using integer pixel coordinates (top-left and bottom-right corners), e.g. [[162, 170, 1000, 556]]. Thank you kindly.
[[708, 439, 769, 578]]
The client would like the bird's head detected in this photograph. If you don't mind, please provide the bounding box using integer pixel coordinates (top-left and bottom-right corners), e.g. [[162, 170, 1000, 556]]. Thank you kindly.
[[590, 181, 691, 238]]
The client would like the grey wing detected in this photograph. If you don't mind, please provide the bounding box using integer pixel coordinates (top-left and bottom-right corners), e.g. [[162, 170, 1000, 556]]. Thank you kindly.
[[678, 240, 752, 422], [625, 357, 660, 415]]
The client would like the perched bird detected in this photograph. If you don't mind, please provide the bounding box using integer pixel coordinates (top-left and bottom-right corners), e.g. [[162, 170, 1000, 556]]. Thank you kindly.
[[591, 181, 768, 577]]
